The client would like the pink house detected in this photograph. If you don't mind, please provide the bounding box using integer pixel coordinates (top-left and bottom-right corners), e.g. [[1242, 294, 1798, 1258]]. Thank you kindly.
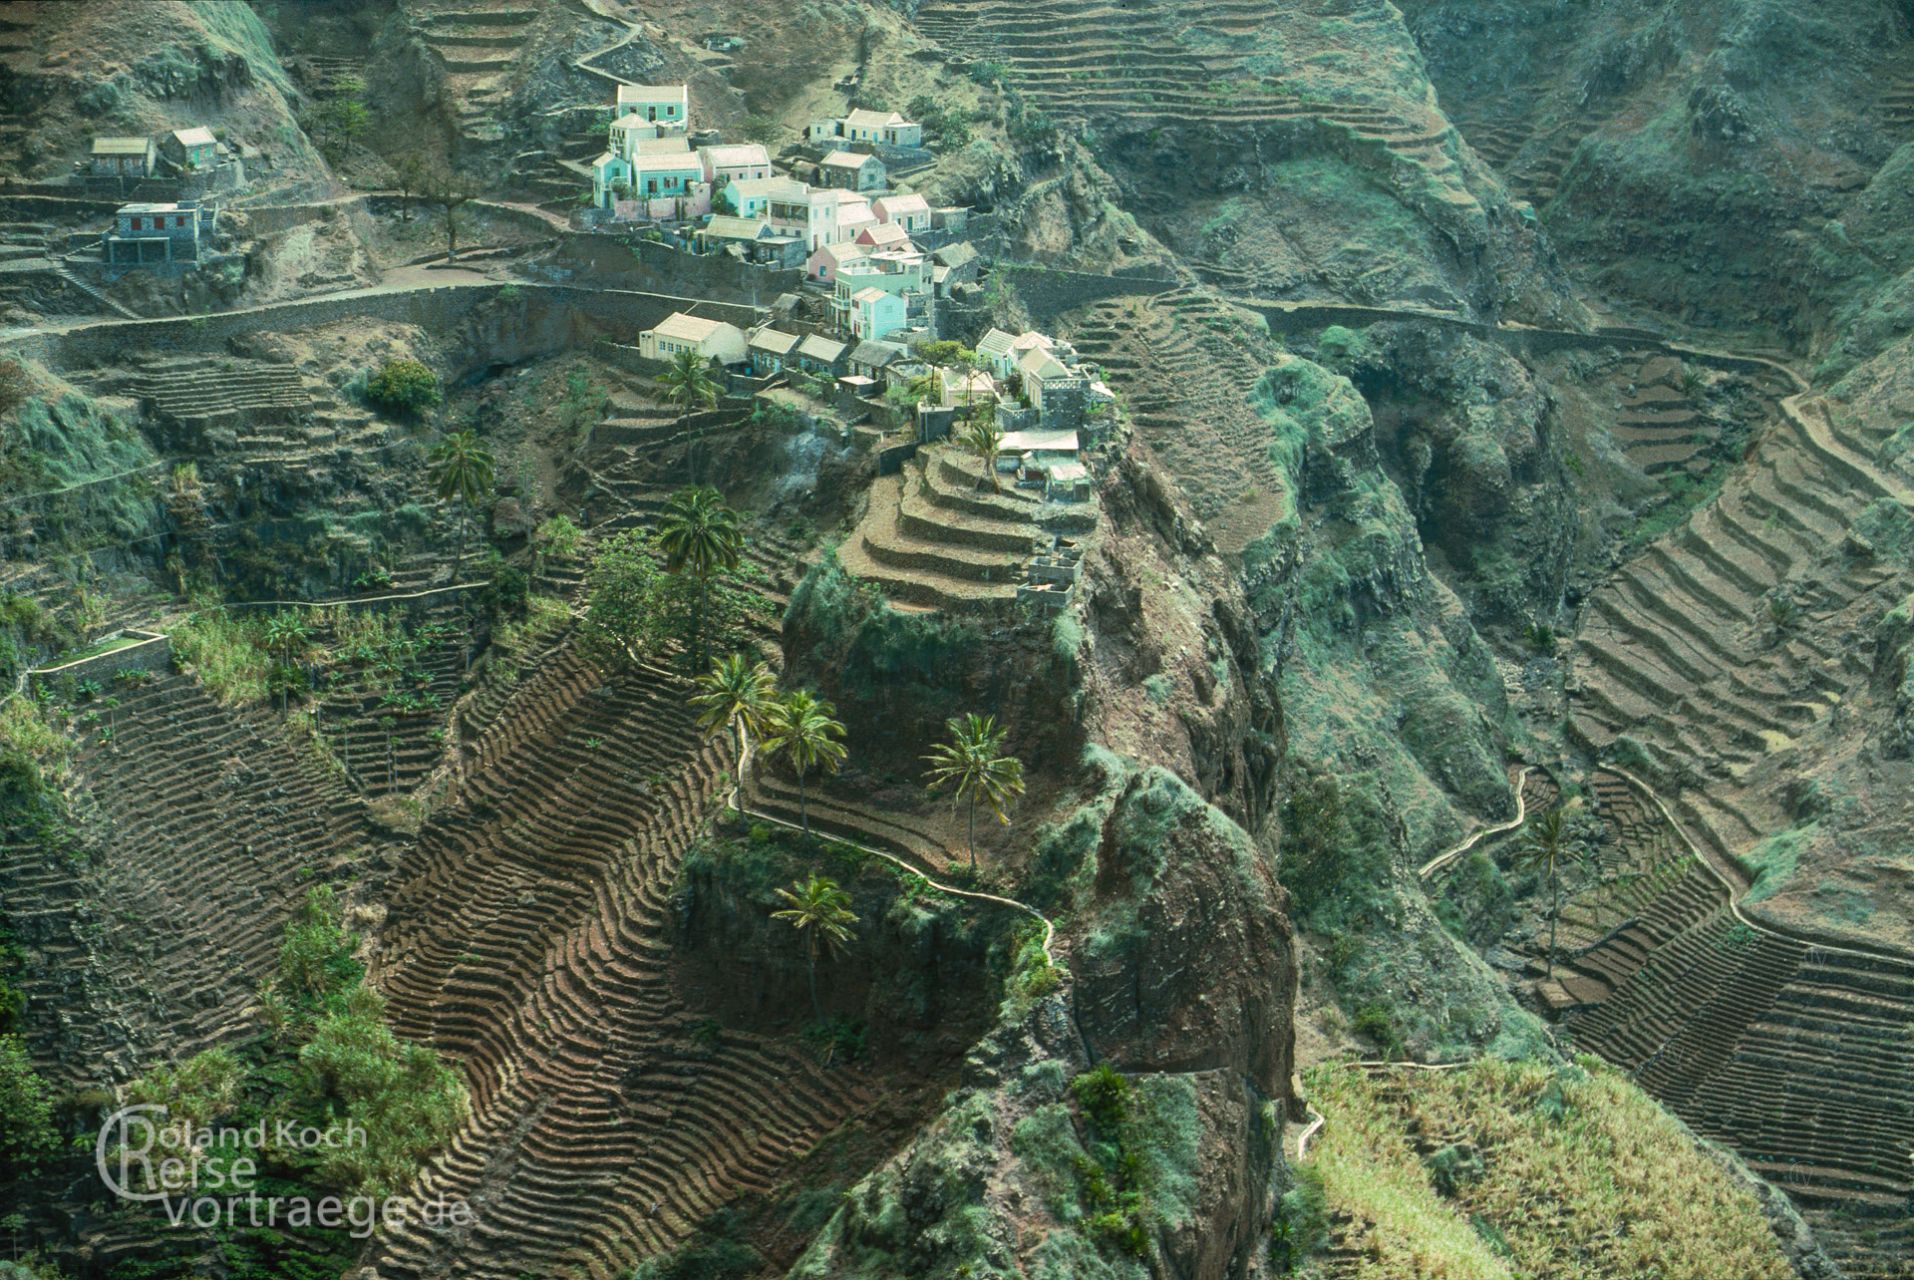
[[807, 240, 867, 283], [856, 222, 912, 251], [872, 192, 931, 234]]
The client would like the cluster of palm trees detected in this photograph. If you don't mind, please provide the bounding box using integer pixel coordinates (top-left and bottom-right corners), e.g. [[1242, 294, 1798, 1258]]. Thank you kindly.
[[691, 655, 1025, 871], [699, 664, 1025, 1027]]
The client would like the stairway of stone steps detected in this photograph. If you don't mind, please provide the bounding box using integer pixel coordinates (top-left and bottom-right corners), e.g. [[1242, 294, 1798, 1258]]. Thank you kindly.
[[1568, 386, 1903, 864], [1066, 288, 1286, 538], [290, 54, 367, 99], [404, 0, 541, 145], [5, 674, 368, 1086], [0, 14, 32, 55], [0, 222, 51, 265], [374, 645, 875, 1278], [837, 451, 1040, 613], [1444, 98, 1624, 206], [1526, 770, 1914, 1278]]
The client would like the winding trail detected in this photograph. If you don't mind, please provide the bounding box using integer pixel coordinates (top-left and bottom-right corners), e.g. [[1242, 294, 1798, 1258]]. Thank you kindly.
[[1416, 764, 1534, 879], [722, 728, 1058, 963]]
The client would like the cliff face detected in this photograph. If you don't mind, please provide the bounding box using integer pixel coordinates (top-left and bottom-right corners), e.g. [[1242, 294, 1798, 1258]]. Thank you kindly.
[[789, 759, 1297, 1280]]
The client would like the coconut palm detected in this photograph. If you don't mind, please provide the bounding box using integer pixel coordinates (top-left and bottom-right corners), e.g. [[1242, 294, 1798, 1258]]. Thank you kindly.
[[428, 430, 494, 585], [691, 653, 776, 755], [655, 486, 743, 666], [923, 712, 1025, 871], [1511, 803, 1585, 980], [759, 689, 847, 839], [959, 417, 1005, 492], [771, 872, 858, 1019], [657, 349, 719, 481]]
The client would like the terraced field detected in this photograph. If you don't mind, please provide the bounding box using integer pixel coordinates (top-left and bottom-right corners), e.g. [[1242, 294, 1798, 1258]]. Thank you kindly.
[[402, 0, 540, 145], [912, 0, 1460, 176], [1482, 771, 1914, 1278], [1566, 377, 1905, 871], [372, 646, 877, 1278], [1, 673, 370, 1086], [837, 450, 1040, 613], [1066, 286, 1286, 550]]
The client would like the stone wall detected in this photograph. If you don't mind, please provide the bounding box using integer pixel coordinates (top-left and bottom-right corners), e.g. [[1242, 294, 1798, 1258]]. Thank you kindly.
[[997, 262, 1178, 324], [528, 232, 803, 307], [28, 630, 171, 691]]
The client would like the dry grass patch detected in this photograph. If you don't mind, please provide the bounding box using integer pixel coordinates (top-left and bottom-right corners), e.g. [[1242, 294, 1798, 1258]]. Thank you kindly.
[[1298, 1057, 1792, 1280]]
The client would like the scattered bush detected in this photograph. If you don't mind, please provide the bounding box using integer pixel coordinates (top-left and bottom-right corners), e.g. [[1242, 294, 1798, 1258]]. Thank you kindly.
[[364, 359, 442, 417]]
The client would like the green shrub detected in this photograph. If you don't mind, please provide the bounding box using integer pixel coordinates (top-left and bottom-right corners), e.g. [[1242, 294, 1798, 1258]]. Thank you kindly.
[[364, 359, 442, 417], [1268, 1165, 1329, 1273]]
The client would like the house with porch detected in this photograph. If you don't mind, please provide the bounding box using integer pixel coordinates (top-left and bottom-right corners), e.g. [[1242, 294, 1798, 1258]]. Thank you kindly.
[[834, 250, 933, 334], [639, 312, 748, 364], [696, 215, 802, 265]]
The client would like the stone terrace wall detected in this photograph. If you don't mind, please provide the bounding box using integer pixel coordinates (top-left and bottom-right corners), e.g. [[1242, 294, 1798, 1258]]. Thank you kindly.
[[528, 233, 803, 308], [998, 262, 1178, 324]]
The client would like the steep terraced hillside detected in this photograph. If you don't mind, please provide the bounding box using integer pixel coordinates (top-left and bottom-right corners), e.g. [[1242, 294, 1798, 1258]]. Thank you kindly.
[[3, 671, 371, 1087], [1066, 286, 1289, 550], [1567, 381, 1912, 897], [371, 646, 880, 1278], [1398, 0, 1914, 341], [1471, 771, 1914, 1278], [913, 0, 1572, 321]]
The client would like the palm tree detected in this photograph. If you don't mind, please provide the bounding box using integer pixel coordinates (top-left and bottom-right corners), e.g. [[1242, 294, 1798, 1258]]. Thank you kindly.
[[428, 430, 495, 585], [959, 417, 1005, 492], [923, 713, 1026, 871], [691, 653, 776, 755], [772, 872, 858, 1020], [655, 486, 743, 666], [657, 349, 719, 481], [759, 689, 847, 839], [1511, 804, 1584, 980]]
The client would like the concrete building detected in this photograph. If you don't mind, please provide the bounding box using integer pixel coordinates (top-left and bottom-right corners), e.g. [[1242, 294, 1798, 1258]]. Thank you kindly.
[[809, 109, 923, 148], [639, 312, 748, 364], [104, 200, 217, 272], [614, 84, 689, 130]]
